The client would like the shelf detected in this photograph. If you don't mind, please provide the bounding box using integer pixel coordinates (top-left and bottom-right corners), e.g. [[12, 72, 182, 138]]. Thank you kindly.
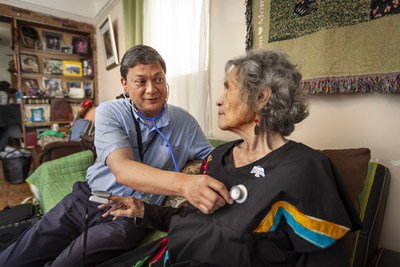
[[23, 97, 92, 102], [25, 120, 72, 126], [19, 47, 89, 59]]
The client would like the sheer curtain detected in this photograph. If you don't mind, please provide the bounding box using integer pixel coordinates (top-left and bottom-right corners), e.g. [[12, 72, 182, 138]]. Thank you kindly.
[[143, 0, 211, 136]]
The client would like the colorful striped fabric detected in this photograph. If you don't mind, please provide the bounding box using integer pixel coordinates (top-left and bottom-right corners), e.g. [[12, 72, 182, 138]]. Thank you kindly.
[[350, 162, 378, 266], [254, 201, 351, 248]]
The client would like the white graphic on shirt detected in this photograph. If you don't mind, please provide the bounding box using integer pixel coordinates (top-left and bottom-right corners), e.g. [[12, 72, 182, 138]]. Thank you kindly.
[[251, 165, 265, 178]]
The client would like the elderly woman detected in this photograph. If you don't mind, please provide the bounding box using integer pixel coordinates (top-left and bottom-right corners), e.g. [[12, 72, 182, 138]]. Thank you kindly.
[[99, 50, 361, 266]]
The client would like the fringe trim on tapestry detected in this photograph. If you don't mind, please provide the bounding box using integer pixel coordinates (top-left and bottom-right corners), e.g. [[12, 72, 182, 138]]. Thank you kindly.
[[245, 0, 253, 51], [301, 72, 400, 94]]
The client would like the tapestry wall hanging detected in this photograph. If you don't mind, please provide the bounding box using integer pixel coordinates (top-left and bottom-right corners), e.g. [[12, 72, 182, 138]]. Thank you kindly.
[[246, 0, 400, 94]]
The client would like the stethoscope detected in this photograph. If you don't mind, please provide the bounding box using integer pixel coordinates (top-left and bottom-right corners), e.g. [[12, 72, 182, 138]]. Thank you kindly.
[[122, 85, 179, 172]]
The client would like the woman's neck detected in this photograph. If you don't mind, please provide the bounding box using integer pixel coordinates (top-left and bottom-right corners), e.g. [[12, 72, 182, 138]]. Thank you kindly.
[[232, 130, 288, 168]]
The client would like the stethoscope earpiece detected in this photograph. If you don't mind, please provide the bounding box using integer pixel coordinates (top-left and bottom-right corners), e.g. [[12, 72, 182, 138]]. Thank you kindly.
[[230, 184, 248, 204]]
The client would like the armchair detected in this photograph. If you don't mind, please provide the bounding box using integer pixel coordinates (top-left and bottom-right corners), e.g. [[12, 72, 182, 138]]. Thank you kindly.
[[31, 107, 96, 171]]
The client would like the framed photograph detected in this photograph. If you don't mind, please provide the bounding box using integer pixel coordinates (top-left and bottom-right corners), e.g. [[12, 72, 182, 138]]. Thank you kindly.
[[81, 58, 93, 77], [61, 45, 73, 54], [20, 54, 39, 73], [66, 81, 82, 91], [100, 15, 119, 70], [63, 61, 82, 76], [42, 78, 62, 97], [42, 31, 63, 51], [83, 81, 93, 97], [43, 58, 64, 75], [30, 107, 45, 122], [22, 78, 40, 96], [66, 81, 84, 98], [72, 37, 89, 55]]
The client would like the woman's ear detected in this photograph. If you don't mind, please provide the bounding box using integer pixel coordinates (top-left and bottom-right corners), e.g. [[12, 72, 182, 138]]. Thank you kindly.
[[257, 87, 271, 108]]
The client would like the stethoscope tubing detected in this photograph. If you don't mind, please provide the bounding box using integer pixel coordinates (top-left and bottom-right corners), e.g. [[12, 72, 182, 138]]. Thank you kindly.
[[122, 86, 179, 172]]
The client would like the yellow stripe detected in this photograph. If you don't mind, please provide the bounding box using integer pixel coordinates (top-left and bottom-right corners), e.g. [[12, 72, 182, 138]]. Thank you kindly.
[[359, 163, 377, 221], [350, 163, 378, 267], [254, 201, 349, 239]]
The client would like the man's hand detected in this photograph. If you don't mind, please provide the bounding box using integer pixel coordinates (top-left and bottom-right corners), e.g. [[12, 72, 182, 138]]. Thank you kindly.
[[99, 196, 145, 221], [181, 174, 233, 214]]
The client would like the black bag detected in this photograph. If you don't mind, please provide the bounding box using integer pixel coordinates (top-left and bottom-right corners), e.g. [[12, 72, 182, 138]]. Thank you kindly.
[[0, 203, 41, 252], [0, 148, 32, 184]]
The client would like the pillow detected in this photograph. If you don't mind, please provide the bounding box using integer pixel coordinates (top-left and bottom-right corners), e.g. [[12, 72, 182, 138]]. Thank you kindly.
[[319, 148, 371, 214], [318, 148, 371, 259], [70, 119, 91, 141]]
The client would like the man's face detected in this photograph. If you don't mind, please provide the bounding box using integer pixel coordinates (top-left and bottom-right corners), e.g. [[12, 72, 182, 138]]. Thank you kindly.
[[121, 62, 167, 118]]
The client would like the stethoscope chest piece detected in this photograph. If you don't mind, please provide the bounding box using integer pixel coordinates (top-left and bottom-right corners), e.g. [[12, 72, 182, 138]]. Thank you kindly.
[[230, 184, 248, 204]]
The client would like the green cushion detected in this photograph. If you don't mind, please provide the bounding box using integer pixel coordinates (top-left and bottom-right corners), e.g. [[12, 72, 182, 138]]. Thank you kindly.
[[209, 138, 228, 148], [26, 150, 94, 213]]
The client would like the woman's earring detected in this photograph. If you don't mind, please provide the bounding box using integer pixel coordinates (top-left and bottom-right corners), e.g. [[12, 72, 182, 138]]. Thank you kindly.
[[254, 119, 259, 135]]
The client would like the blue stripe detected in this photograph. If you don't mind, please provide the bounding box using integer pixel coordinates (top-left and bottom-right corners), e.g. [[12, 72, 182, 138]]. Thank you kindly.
[[270, 207, 337, 248], [164, 250, 169, 265]]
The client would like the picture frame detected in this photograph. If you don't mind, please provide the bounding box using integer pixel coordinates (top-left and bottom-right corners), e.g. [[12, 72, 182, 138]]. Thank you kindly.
[[61, 45, 73, 54], [100, 15, 119, 70], [43, 58, 64, 75], [30, 107, 45, 122], [20, 54, 39, 73], [22, 78, 40, 96], [66, 81, 82, 91], [83, 81, 93, 98], [63, 61, 82, 77], [72, 36, 90, 55], [81, 58, 93, 77], [42, 78, 62, 97], [66, 81, 84, 98], [42, 31, 63, 51]]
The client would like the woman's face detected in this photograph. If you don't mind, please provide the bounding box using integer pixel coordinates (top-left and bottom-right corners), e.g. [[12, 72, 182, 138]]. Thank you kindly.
[[121, 62, 167, 118], [216, 66, 254, 131]]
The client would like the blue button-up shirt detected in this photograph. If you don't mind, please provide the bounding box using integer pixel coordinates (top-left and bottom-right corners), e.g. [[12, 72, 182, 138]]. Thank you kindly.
[[86, 99, 213, 205]]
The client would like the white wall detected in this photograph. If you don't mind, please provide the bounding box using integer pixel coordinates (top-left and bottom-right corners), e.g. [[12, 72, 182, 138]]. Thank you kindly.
[[209, 0, 400, 253], [95, 0, 126, 104]]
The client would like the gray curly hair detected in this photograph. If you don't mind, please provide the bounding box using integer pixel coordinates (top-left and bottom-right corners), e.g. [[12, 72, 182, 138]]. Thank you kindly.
[[225, 50, 309, 136]]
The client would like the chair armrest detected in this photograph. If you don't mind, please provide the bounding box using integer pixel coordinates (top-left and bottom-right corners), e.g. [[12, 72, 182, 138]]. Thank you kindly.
[[353, 163, 391, 267], [31, 141, 83, 171]]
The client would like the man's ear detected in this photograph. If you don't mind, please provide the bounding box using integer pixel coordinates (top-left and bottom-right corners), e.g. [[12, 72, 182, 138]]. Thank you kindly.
[[120, 78, 127, 88], [257, 87, 271, 108]]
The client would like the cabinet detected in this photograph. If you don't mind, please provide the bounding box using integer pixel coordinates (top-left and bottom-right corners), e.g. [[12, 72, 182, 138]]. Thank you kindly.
[[4, 10, 98, 148]]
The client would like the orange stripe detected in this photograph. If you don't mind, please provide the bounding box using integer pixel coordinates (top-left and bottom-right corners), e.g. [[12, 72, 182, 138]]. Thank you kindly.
[[254, 201, 349, 239]]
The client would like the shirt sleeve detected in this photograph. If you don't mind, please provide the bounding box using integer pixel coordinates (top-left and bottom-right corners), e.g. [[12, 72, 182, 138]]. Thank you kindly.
[[94, 102, 134, 165], [141, 203, 186, 232]]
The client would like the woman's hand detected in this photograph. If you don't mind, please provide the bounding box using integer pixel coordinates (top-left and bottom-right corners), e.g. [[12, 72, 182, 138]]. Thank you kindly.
[[98, 195, 145, 221]]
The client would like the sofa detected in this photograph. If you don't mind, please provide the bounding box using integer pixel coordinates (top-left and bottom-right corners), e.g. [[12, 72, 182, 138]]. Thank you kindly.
[[26, 140, 396, 266]]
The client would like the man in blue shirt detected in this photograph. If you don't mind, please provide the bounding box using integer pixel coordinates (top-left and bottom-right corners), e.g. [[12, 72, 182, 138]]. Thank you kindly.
[[0, 45, 232, 266]]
